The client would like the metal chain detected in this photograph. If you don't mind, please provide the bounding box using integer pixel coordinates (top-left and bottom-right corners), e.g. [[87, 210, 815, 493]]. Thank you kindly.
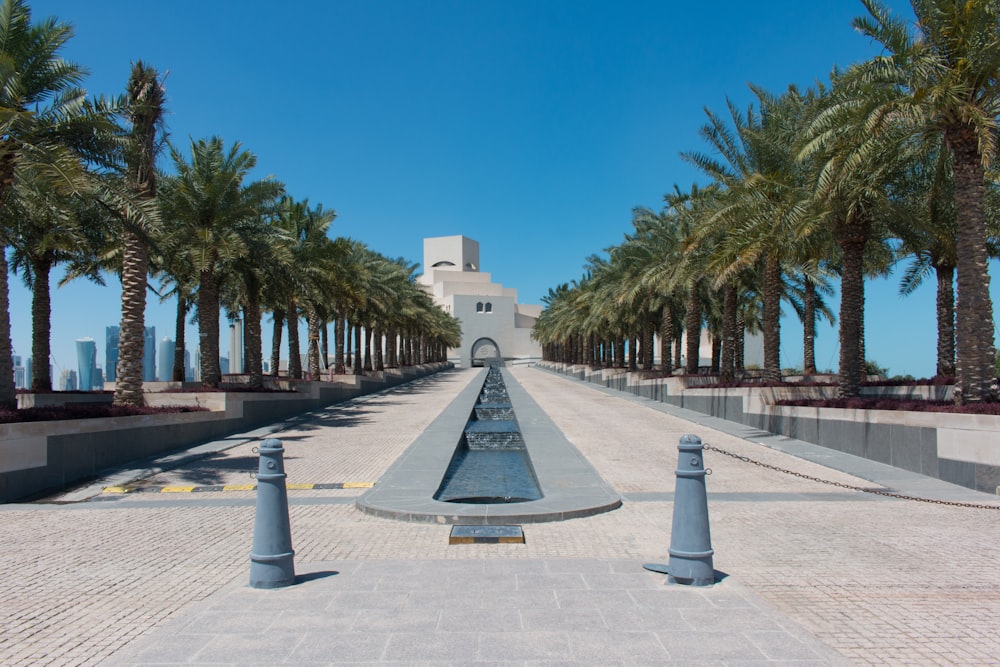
[[702, 443, 1000, 511]]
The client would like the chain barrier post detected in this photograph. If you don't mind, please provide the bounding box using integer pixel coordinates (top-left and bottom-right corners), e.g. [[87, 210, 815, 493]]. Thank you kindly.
[[655, 433, 716, 586], [249, 438, 296, 589]]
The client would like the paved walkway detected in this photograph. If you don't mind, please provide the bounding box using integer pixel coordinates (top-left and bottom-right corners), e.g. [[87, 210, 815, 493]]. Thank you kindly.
[[2, 366, 999, 665]]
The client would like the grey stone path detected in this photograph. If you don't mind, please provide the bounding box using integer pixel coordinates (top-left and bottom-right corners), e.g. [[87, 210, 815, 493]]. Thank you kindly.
[[3, 366, 999, 665]]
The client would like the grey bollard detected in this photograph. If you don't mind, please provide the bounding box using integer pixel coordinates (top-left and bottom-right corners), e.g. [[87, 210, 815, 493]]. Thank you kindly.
[[666, 434, 715, 586], [249, 438, 296, 589]]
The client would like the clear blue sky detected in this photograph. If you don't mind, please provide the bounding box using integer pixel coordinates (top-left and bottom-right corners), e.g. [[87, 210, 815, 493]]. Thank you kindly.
[[10, 0, 995, 380]]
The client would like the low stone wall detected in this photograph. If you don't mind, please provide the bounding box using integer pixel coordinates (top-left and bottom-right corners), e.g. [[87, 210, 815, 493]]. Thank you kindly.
[[538, 362, 999, 495], [1, 363, 451, 503]]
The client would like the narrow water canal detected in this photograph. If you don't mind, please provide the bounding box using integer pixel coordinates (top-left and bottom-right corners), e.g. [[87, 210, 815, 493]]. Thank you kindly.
[[433, 365, 543, 503]]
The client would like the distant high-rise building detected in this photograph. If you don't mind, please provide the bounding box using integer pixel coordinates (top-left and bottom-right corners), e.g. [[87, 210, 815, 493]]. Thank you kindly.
[[25, 357, 32, 388], [143, 326, 156, 382], [158, 337, 175, 381], [229, 320, 243, 374], [12, 354, 25, 389], [184, 349, 193, 382], [193, 347, 201, 381], [59, 368, 78, 391], [220, 356, 229, 375], [95, 367, 105, 389], [105, 326, 120, 382], [76, 338, 98, 390]]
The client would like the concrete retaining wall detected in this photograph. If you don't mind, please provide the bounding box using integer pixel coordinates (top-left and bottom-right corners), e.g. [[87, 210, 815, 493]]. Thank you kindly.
[[539, 362, 999, 495], [1, 363, 451, 503]]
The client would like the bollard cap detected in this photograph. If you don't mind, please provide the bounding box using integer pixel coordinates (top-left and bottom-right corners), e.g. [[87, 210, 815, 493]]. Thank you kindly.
[[260, 438, 283, 450], [679, 434, 702, 445]]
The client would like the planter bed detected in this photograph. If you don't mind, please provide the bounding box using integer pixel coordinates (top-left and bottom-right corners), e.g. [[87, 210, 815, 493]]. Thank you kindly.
[[539, 361, 999, 495], [0, 363, 452, 503]]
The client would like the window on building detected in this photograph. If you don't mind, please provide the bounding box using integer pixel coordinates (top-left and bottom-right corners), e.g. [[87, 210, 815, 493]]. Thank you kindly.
[[484, 302, 493, 313], [476, 302, 484, 313]]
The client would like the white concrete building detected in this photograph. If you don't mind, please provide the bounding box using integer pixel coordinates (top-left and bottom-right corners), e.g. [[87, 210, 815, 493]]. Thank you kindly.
[[418, 235, 542, 366]]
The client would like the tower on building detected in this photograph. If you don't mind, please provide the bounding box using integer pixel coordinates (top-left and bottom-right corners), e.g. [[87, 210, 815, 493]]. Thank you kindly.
[[143, 326, 156, 382], [228, 320, 244, 374], [105, 326, 120, 382], [158, 337, 175, 382], [12, 354, 25, 389], [76, 338, 98, 390], [59, 368, 78, 391]]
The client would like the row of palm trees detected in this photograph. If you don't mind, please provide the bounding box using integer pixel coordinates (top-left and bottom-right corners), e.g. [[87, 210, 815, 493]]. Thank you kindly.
[[533, 0, 1000, 403], [0, 0, 460, 408]]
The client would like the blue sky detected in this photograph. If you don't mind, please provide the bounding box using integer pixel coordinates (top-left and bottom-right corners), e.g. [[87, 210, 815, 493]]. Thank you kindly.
[[11, 0, 994, 380]]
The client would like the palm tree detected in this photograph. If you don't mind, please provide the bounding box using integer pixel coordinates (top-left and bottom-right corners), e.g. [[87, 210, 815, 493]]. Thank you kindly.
[[114, 61, 165, 406], [854, 0, 1000, 402], [7, 177, 96, 390], [802, 72, 909, 396], [270, 196, 335, 379], [159, 137, 283, 388], [0, 0, 105, 406]]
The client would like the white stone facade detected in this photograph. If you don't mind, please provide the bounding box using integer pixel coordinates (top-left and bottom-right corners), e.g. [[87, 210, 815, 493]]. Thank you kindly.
[[418, 235, 542, 366]]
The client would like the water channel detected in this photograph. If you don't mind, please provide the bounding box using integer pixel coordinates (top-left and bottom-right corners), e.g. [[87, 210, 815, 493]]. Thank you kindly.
[[356, 365, 621, 524]]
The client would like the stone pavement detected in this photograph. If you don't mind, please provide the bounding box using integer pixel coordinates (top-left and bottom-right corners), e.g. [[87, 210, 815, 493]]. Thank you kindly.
[[1, 366, 998, 665]]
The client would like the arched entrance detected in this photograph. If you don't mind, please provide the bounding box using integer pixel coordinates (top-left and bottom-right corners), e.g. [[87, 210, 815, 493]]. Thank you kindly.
[[470, 337, 502, 367]]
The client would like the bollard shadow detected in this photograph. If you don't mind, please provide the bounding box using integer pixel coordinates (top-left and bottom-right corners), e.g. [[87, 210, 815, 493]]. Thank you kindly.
[[294, 570, 339, 584]]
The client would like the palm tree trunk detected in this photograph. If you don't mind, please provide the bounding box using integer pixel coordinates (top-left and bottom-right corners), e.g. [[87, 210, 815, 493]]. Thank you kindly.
[[628, 336, 637, 371], [270, 308, 284, 376], [643, 319, 655, 371], [947, 124, 994, 402], [345, 318, 354, 368], [172, 295, 187, 382], [364, 324, 373, 371], [802, 277, 817, 375], [374, 326, 384, 370], [0, 248, 15, 408], [935, 263, 956, 378], [287, 300, 302, 380], [307, 309, 321, 380], [244, 286, 264, 389], [320, 320, 329, 370], [334, 311, 346, 374], [735, 313, 746, 372], [685, 289, 700, 374], [30, 255, 53, 391], [721, 285, 737, 383], [836, 218, 868, 398], [660, 308, 673, 374], [198, 269, 222, 388], [353, 323, 363, 375], [762, 255, 782, 383], [674, 336, 683, 373], [386, 326, 397, 368], [710, 330, 721, 373], [115, 230, 150, 402]]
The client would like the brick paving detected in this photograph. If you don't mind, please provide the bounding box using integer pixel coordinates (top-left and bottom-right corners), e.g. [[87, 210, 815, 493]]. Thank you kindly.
[[1, 365, 998, 665]]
